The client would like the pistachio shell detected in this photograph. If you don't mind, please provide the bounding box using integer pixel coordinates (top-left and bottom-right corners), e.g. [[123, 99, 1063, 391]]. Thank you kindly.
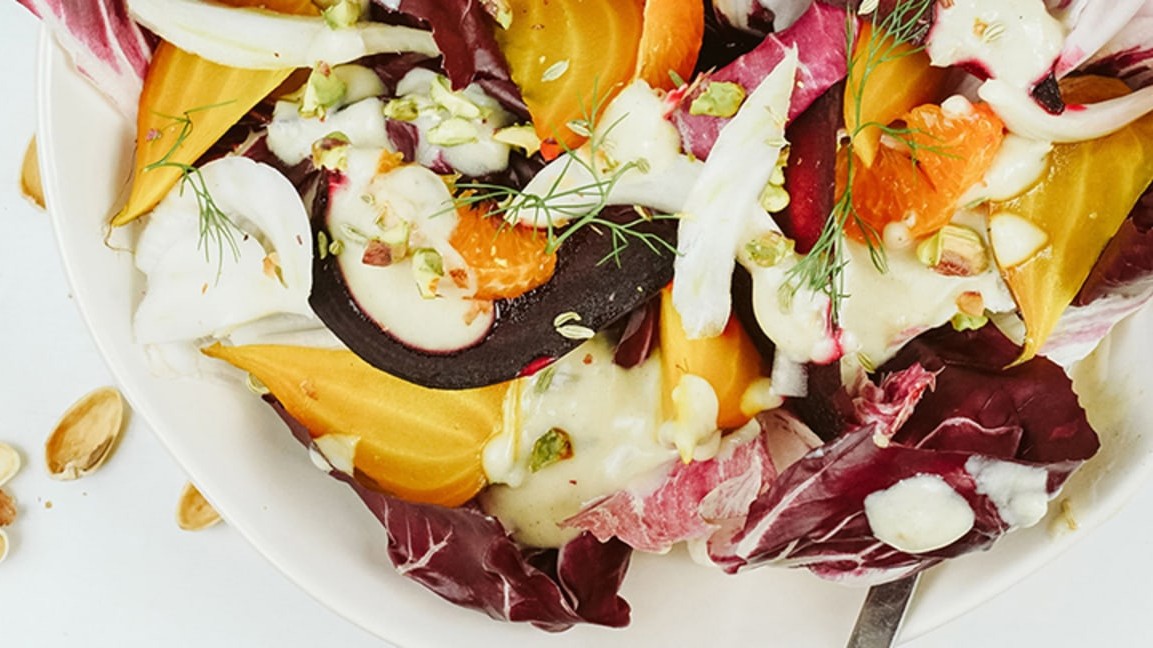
[[176, 482, 221, 531], [0, 489, 15, 527], [0, 443, 20, 488], [0, 529, 8, 565], [20, 136, 44, 209], [45, 387, 125, 481]]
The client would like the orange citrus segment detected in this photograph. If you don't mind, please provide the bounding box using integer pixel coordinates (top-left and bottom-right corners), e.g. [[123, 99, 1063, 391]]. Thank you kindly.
[[847, 101, 1005, 240], [635, 0, 706, 90], [845, 22, 953, 167], [450, 204, 557, 301]]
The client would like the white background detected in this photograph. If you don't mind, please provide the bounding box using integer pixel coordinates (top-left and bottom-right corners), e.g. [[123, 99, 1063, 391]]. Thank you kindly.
[[2, 4, 1152, 646]]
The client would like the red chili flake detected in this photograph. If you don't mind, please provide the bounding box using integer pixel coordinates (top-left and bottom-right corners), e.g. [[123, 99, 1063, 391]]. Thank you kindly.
[[582, 354, 593, 365]]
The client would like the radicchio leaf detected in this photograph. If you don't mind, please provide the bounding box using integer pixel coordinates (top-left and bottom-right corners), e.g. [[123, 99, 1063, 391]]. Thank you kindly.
[[1048, 0, 1147, 79], [373, 0, 528, 119], [266, 396, 633, 630], [563, 425, 776, 553], [709, 325, 1099, 583], [18, 0, 153, 117], [673, 1, 850, 160], [1085, 2, 1153, 89]]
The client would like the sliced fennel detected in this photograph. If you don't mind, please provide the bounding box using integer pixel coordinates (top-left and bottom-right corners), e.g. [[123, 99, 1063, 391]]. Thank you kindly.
[[134, 156, 314, 344], [672, 48, 798, 339], [128, 0, 439, 70]]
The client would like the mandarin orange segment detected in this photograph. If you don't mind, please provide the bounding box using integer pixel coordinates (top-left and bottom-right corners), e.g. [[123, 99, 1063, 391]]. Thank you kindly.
[[450, 204, 557, 301], [845, 22, 953, 168], [847, 102, 1005, 240], [635, 0, 705, 90]]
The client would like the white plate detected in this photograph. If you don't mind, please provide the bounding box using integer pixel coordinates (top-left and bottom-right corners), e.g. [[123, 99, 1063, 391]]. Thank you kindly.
[[36, 33, 1153, 647]]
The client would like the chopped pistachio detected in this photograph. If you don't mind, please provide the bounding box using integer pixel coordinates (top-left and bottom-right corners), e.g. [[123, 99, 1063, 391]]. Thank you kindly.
[[951, 311, 989, 331], [529, 427, 574, 472], [429, 75, 483, 119], [493, 124, 541, 156], [412, 248, 445, 298], [758, 183, 791, 213], [915, 224, 990, 276], [758, 147, 790, 213], [361, 222, 411, 267], [311, 131, 352, 171], [427, 117, 480, 146], [689, 81, 747, 117], [321, 0, 364, 28], [383, 96, 421, 122], [300, 62, 348, 119], [745, 231, 795, 268], [317, 230, 330, 260]]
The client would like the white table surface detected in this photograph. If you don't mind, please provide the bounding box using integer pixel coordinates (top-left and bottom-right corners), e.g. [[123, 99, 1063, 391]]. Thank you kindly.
[[3, 5, 1152, 647]]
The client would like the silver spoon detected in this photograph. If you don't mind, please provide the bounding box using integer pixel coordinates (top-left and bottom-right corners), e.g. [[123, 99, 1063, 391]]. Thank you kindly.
[[845, 573, 921, 647]]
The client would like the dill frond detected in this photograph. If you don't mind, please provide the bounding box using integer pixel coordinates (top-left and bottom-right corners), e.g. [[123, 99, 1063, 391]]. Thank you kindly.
[[785, 0, 938, 321], [143, 105, 242, 274], [453, 83, 677, 265]]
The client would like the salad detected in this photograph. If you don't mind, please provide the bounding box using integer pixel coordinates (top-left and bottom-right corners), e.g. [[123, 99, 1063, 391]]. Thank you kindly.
[[18, 0, 1153, 633]]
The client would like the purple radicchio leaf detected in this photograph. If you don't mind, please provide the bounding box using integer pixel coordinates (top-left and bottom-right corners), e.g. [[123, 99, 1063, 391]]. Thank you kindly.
[[266, 397, 633, 631], [373, 0, 528, 119], [17, 0, 153, 117], [611, 295, 661, 369], [1084, 1, 1153, 89], [672, 0, 851, 160], [563, 426, 777, 554], [1049, 0, 1148, 79], [708, 324, 1099, 584]]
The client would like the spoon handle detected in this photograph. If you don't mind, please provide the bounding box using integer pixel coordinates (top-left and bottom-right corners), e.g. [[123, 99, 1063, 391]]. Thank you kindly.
[[846, 573, 921, 648]]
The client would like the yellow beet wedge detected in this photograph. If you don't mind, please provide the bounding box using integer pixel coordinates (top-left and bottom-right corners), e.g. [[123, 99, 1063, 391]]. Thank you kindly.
[[659, 285, 767, 429], [844, 22, 952, 167], [203, 344, 510, 507], [112, 0, 317, 226], [989, 76, 1153, 363]]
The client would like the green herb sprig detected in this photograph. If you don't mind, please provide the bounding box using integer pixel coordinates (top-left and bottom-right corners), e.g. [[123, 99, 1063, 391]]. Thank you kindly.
[[144, 104, 242, 273], [785, 0, 939, 320], [453, 88, 678, 265]]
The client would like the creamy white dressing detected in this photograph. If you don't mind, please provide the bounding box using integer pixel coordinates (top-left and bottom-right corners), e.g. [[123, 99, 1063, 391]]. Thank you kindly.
[[480, 338, 677, 548], [959, 134, 1053, 204], [266, 97, 392, 166], [392, 68, 514, 177], [327, 156, 494, 352], [966, 456, 1051, 528], [512, 80, 702, 228], [658, 373, 722, 463], [928, 0, 1065, 89], [864, 474, 976, 553], [836, 237, 1015, 365], [743, 220, 1014, 366], [745, 259, 839, 364]]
